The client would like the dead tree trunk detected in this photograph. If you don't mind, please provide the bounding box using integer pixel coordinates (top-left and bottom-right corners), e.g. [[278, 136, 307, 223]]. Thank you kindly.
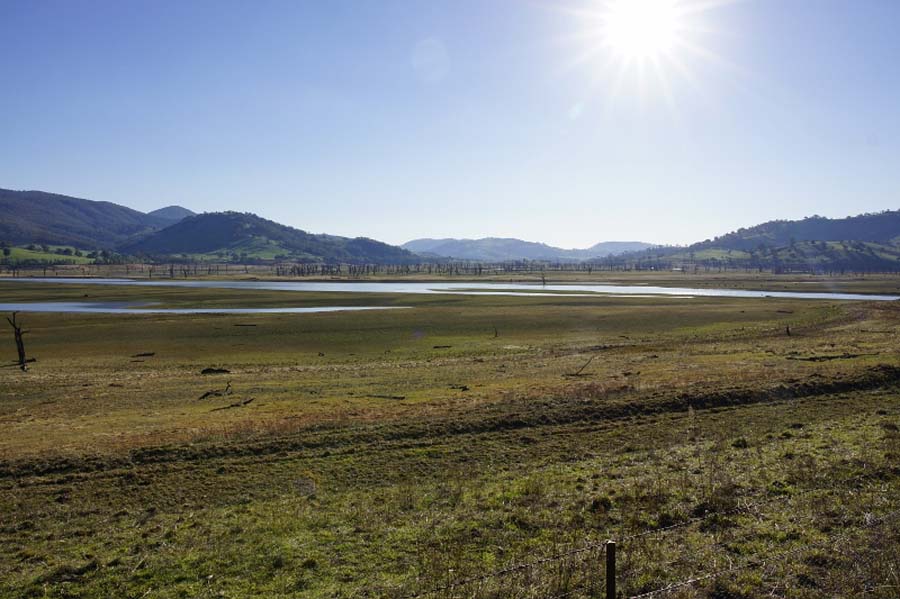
[[7, 312, 28, 371]]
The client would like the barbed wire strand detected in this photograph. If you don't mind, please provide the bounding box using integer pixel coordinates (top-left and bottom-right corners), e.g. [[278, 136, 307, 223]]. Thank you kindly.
[[407, 542, 607, 598], [408, 473, 890, 598], [546, 583, 589, 599]]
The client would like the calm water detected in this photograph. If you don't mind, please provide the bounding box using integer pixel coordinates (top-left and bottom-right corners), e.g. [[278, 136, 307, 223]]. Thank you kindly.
[[0, 278, 895, 314], [0, 302, 409, 315]]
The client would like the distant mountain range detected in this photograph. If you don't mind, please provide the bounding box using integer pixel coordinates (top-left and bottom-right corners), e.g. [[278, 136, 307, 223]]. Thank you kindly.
[[0, 188, 417, 264], [0, 188, 181, 248], [1, 187, 898, 270], [402, 238, 652, 262]]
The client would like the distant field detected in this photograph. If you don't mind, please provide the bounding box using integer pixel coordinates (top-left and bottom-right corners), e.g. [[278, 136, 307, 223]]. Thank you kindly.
[[167, 236, 325, 262], [1, 281, 899, 597], [1, 245, 94, 265], [667, 248, 752, 261]]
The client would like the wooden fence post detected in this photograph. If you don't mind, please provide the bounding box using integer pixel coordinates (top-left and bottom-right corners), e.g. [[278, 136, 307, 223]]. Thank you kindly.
[[606, 540, 616, 599]]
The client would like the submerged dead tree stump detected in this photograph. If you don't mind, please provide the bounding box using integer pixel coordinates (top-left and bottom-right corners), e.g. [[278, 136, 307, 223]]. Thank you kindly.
[[6, 312, 28, 371]]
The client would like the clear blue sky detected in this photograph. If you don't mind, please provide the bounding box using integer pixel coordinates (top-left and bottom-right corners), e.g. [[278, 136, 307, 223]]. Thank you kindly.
[[1, 0, 898, 247]]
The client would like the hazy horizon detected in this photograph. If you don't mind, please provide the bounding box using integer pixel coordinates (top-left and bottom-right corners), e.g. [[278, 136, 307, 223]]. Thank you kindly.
[[3, 0, 899, 247]]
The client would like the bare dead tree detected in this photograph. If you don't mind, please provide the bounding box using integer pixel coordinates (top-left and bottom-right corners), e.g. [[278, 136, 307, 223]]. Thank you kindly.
[[6, 312, 28, 371]]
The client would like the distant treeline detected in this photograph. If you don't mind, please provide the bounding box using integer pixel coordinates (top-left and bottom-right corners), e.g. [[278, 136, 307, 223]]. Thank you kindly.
[[3, 258, 900, 279]]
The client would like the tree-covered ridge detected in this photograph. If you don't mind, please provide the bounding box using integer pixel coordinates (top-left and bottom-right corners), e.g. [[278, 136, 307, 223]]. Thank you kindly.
[[593, 210, 900, 272], [0, 188, 169, 248], [147, 206, 195, 224], [120, 211, 419, 264], [0, 189, 418, 264], [695, 211, 900, 251]]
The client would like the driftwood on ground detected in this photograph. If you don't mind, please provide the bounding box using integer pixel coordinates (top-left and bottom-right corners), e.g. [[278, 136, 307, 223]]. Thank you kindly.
[[199, 382, 233, 400], [211, 397, 255, 412], [786, 352, 879, 362], [565, 354, 596, 377], [201, 367, 231, 375]]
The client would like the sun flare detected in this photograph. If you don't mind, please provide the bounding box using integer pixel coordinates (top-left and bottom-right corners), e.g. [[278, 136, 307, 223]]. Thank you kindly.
[[601, 0, 684, 60], [560, 0, 735, 110]]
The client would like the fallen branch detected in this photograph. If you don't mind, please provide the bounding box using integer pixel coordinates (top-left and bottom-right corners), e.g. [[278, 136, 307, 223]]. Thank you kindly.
[[201, 367, 231, 375], [786, 352, 879, 362], [565, 354, 596, 377], [211, 397, 255, 412], [366, 394, 407, 400], [199, 381, 233, 400]]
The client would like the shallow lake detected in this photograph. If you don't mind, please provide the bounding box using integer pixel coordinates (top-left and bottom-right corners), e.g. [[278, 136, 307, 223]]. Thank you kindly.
[[0, 277, 895, 314], [0, 302, 409, 315]]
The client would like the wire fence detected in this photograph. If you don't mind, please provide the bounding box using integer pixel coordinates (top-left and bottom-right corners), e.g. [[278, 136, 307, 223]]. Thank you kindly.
[[628, 505, 900, 598], [405, 541, 608, 598], [403, 472, 900, 599]]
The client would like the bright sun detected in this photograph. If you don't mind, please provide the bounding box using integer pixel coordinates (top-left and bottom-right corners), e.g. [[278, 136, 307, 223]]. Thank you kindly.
[[601, 0, 684, 61], [562, 0, 731, 109]]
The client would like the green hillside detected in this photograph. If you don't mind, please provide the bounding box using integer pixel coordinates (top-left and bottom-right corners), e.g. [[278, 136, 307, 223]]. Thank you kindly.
[[0, 188, 168, 248], [697, 211, 900, 251], [663, 240, 900, 270], [120, 211, 419, 264], [596, 211, 900, 272], [0, 189, 419, 265]]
